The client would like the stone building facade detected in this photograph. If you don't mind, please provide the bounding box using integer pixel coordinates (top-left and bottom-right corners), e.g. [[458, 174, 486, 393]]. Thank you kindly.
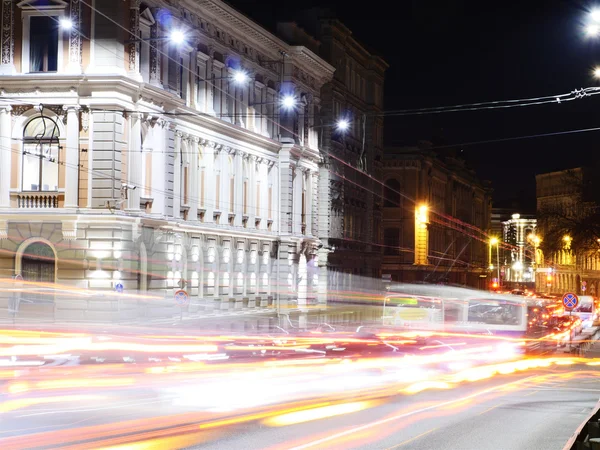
[[381, 145, 492, 288], [278, 13, 387, 297], [0, 0, 337, 319]]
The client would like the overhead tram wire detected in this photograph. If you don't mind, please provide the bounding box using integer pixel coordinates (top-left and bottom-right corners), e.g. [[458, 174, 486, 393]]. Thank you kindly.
[[16, 1, 592, 264]]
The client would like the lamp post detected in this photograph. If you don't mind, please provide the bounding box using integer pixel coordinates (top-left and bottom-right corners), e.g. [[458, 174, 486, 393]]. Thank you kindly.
[[490, 237, 500, 289]]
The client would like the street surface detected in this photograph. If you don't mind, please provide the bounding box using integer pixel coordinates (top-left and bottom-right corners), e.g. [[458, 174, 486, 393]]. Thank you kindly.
[[188, 367, 600, 450], [0, 324, 599, 449]]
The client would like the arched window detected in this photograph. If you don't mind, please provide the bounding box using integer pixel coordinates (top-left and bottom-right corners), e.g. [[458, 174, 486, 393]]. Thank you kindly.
[[22, 117, 60, 192], [384, 179, 401, 207]]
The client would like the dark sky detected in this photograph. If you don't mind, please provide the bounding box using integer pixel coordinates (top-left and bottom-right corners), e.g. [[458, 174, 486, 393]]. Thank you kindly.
[[229, 0, 600, 212]]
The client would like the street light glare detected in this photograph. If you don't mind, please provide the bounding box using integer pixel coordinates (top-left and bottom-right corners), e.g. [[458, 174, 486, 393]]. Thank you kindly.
[[170, 30, 186, 44], [336, 119, 349, 131], [281, 95, 296, 109], [586, 24, 600, 37], [593, 67, 600, 79], [591, 9, 600, 22], [59, 18, 73, 30], [490, 237, 499, 245], [233, 70, 248, 84]]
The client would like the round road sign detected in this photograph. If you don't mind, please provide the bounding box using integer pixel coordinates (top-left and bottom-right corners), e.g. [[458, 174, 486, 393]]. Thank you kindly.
[[174, 289, 189, 306], [562, 292, 579, 310], [115, 282, 124, 293]]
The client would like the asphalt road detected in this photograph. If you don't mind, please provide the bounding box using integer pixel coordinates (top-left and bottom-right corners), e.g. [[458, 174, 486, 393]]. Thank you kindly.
[[188, 367, 600, 450]]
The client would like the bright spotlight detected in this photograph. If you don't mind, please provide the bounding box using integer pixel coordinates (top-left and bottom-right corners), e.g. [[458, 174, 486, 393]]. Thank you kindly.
[[591, 9, 600, 22], [586, 24, 600, 37], [593, 66, 600, 79], [60, 18, 73, 30], [233, 70, 248, 84], [170, 30, 186, 45], [336, 119, 350, 132], [281, 95, 296, 109]]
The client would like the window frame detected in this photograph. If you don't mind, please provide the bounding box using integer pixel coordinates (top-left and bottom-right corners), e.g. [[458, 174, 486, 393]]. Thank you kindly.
[[21, 116, 61, 193], [22, 9, 67, 74]]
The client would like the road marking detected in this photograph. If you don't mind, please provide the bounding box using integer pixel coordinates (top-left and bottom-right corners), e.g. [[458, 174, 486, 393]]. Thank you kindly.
[[523, 390, 539, 397], [385, 427, 439, 449], [288, 374, 541, 450], [477, 403, 502, 416]]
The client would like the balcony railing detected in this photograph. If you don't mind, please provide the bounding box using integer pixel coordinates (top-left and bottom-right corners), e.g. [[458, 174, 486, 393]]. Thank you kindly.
[[16, 193, 59, 209]]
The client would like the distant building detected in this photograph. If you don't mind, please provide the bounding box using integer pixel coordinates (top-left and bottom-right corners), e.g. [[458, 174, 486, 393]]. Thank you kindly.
[[278, 12, 388, 296], [381, 144, 492, 288], [535, 168, 600, 295], [500, 213, 537, 288]]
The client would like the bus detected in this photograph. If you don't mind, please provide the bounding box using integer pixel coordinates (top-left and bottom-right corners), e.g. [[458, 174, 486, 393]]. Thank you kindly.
[[383, 283, 528, 338]]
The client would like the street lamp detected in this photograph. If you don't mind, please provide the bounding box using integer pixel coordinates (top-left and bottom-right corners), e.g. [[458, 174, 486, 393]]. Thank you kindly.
[[59, 18, 73, 30], [593, 66, 600, 79], [281, 95, 297, 110], [336, 119, 350, 132], [125, 29, 187, 45], [213, 69, 249, 85], [489, 237, 500, 289]]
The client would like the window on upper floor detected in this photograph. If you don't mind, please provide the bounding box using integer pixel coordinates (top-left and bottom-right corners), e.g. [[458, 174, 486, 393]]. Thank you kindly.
[[22, 117, 60, 192], [384, 179, 401, 207], [29, 16, 59, 73], [384, 228, 400, 255]]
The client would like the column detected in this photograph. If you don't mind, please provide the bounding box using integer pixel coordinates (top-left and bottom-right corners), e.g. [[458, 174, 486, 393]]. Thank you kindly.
[[189, 138, 199, 221], [172, 132, 182, 218], [293, 166, 303, 234], [149, 11, 162, 87], [0, 0, 15, 75], [66, 0, 83, 73], [0, 106, 11, 208], [126, 112, 142, 211], [305, 170, 313, 236], [63, 105, 81, 208], [311, 171, 318, 236], [127, 0, 141, 80]]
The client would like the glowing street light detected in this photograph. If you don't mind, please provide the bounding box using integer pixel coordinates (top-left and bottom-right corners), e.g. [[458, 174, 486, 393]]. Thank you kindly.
[[586, 23, 600, 37], [336, 119, 350, 132], [170, 30, 186, 45], [592, 9, 600, 22], [232, 70, 248, 84], [490, 237, 499, 246], [593, 66, 600, 79], [59, 18, 73, 30], [281, 95, 297, 110]]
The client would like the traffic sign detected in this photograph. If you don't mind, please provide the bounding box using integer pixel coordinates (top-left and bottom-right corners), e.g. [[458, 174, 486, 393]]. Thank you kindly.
[[563, 292, 579, 310], [115, 282, 124, 293], [174, 289, 189, 306]]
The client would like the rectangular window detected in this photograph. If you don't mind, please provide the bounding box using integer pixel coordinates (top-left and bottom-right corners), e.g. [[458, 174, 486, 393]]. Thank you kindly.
[[256, 182, 260, 216], [144, 153, 152, 197], [215, 173, 220, 209], [301, 191, 306, 227], [200, 170, 205, 207], [243, 180, 248, 215], [30, 16, 58, 72], [268, 186, 273, 219], [183, 166, 188, 205], [229, 176, 235, 213]]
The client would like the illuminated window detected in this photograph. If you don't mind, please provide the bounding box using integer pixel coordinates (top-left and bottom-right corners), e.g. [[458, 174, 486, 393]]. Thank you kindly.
[[22, 117, 60, 192]]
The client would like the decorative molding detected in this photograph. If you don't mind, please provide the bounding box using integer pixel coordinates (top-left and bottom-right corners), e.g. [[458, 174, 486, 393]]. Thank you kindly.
[[69, 0, 82, 66], [81, 108, 89, 131], [11, 104, 30, 116], [129, 0, 141, 73], [1, 0, 14, 66], [61, 220, 77, 240], [149, 8, 161, 85]]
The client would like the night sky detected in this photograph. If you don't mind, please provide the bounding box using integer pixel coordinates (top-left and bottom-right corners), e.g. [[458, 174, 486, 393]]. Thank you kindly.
[[228, 0, 600, 212]]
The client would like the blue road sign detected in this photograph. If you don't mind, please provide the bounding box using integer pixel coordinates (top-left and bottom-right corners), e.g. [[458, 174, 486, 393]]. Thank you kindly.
[[563, 292, 579, 309], [115, 282, 124, 293], [174, 289, 189, 306]]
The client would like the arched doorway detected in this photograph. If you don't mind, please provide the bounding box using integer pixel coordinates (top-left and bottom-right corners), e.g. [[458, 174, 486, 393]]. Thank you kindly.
[[21, 242, 55, 282]]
